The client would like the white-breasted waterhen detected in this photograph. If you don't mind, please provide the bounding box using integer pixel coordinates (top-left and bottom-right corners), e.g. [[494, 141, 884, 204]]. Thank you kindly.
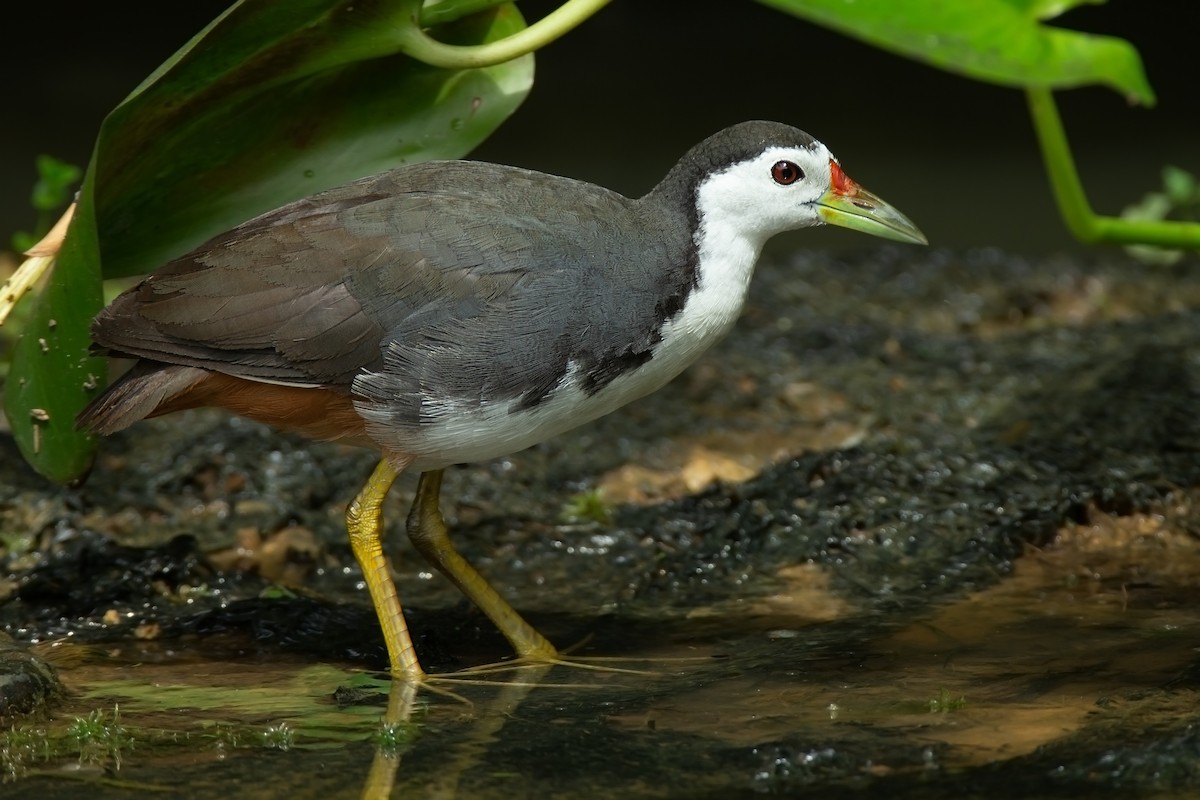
[[78, 121, 926, 680]]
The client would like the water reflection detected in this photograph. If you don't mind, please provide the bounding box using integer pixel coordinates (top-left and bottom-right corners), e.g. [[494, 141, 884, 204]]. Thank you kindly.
[[6, 510, 1199, 799]]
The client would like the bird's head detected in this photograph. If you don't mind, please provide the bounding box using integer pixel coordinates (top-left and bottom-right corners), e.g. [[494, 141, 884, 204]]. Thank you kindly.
[[660, 121, 926, 249]]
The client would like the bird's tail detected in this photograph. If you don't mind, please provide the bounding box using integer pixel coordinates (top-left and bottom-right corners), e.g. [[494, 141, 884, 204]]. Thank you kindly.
[[76, 362, 208, 435]]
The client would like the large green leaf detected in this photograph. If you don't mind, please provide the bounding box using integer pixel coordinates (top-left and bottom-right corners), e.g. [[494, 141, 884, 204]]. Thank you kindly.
[[96, 0, 532, 278], [759, 0, 1154, 105], [6, 0, 532, 482], [5, 192, 106, 483]]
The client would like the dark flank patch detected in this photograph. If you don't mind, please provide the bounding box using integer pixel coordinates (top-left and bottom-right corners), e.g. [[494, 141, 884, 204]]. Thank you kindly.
[[579, 346, 656, 395], [655, 271, 694, 321], [511, 359, 573, 412]]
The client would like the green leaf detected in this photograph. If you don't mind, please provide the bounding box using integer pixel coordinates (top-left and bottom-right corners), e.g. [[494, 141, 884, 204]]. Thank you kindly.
[[4, 186, 106, 483], [7, 0, 532, 482], [758, 0, 1154, 105], [1162, 166, 1197, 206], [94, 0, 532, 279]]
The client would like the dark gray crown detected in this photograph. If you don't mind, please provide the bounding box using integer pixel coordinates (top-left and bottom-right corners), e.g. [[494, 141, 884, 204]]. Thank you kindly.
[[647, 120, 818, 205]]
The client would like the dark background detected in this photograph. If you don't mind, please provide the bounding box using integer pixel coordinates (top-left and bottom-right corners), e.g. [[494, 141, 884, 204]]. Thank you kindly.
[[2, 1, 1196, 255]]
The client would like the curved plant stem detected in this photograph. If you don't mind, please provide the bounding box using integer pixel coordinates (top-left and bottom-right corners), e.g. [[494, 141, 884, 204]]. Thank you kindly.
[[398, 0, 612, 69], [1027, 88, 1200, 249]]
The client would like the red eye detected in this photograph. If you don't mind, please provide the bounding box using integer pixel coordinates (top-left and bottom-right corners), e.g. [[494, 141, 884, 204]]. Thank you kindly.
[[771, 160, 803, 185]]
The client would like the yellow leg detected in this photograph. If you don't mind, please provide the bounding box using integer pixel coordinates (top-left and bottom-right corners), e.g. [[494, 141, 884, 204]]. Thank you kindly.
[[346, 459, 423, 680], [408, 469, 559, 661]]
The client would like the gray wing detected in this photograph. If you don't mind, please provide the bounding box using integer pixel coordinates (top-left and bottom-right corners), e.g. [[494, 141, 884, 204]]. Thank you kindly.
[[92, 161, 694, 410]]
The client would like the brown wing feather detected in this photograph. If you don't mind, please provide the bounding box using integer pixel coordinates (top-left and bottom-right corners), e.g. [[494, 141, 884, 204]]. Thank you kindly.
[[91, 192, 395, 386]]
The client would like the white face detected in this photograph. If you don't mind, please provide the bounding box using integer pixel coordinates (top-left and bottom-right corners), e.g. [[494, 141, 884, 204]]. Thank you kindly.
[[693, 142, 836, 249]]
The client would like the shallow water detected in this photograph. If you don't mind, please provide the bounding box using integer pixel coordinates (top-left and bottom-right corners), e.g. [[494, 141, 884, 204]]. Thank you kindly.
[[5, 507, 1199, 799]]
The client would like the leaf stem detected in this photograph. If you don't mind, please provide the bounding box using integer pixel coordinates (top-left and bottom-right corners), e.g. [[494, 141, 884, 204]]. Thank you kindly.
[[398, 0, 612, 69], [1026, 88, 1200, 249], [0, 256, 53, 327], [0, 204, 75, 326]]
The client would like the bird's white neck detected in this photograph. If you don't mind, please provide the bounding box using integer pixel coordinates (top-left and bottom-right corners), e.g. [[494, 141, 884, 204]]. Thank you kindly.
[[648, 209, 763, 382]]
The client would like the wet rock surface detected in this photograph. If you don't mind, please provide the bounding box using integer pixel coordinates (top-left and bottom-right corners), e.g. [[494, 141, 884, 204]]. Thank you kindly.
[[1, 246, 1199, 796]]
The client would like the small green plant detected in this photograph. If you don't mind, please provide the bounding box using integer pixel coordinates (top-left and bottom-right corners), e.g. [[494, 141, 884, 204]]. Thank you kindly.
[[67, 706, 132, 768], [560, 488, 613, 525], [1123, 166, 1200, 265], [10, 156, 81, 254], [371, 718, 422, 755], [259, 721, 294, 750], [258, 584, 300, 600], [0, 725, 52, 778], [207, 723, 243, 751], [0, 712, 139, 778], [0, 531, 36, 560], [928, 688, 967, 714]]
